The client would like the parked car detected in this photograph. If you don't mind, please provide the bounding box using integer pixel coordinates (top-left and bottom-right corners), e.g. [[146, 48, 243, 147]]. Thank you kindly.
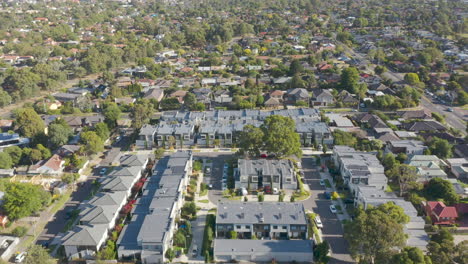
[[222, 183, 227, 190], [192, 245, 198, 257], [208, 184, 213, 190], [205, 167, 211, 175], [264, 185, 272, 194], [15, 252, 26, 263], [447, 107, 454, 112], [260, 153, 268, 158], [241, 188, 248, 196], [319, 179, 325, 186], [99, 167, 107, 175], [224, 164, 229, 169], [324, 192, 331, 199], [273, 188, 279, 195], [314, 215, 323, 228], [115, 136, 121, 142], [329, 205, 337, 214], [344, 199, 354, 204]]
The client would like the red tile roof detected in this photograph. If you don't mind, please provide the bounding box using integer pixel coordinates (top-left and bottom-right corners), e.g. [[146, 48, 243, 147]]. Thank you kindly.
[[429, 201, 458, 218]]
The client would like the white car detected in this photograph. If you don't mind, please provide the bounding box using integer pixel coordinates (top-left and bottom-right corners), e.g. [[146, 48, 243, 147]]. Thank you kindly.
[[314, 215, 323, 228], [319, 179, 325, 186], [15, 252, 26, 263], [273, 188, 279, 195], [329, 205, 337, 214]]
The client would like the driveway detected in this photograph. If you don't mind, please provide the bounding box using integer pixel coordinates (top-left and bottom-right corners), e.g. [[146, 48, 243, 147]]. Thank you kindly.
[[301, 156, 355, 264]]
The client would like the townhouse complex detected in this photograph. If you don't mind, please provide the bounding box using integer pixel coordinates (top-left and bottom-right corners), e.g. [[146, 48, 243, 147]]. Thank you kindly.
[[62, 154, 148, 259], [213, 202, 314, 262], [136, 108, 333, 149], [333, 146, 429, 249], [235, 159, 297, 191], [117, 151, 192, 264]]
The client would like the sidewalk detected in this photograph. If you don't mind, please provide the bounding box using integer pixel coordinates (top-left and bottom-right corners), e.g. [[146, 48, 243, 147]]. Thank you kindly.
[[319, 170, 351, 221]]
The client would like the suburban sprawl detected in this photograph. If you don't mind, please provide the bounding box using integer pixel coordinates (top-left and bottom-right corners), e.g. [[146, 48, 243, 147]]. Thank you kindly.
[[0, 0, 466, 264]]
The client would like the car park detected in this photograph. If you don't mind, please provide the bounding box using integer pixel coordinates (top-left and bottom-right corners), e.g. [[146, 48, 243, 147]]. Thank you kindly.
[[314, 215, 323, 228], [329, 205, 337, 214]]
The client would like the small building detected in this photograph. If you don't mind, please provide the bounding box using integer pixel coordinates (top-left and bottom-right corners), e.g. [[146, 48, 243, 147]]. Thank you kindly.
[[407, 155, 447, 182], [0, 133, 30, 150], [446, 158, 468, 179], [385, 140, 426, 156]]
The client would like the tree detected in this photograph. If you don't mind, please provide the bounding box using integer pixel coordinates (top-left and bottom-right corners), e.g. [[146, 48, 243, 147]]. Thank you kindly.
[[339, 67, 359, 93], [333, 130, 357, 147], [131, 100, 155, 129], [382, 153, 397, 170], [48, 123, 73, 148], [427, 229, 455, 264], [183, 92, 197, 110], [228, 230, 238, 239], [36, 144, 51, 160], [94, 122, 110, 141], [23, 245, 55, 264], [103, 102, 121, 128], [391, 247, 432, 264], [387, 164, 419, 196], [173, 230, 187, 247], [289, 59, 303, 76], [238, 125, 264, 157], [80, 131, 104, 155], [154, 148, 165, 160], [0, 88, 12, 108], [424, 178, 459, 205], [12, 226, 28, 237], [181, 202, 197, 218], [314, 241, 330, 263], [0, 152, 13, 169], [4, 146, 22, 165], [3, 182, 51, 220], [160, 97, 181, 110], [427, 137, 452, 159], [14, 108, 45, 138], [404, 73, 420, 85], [165, 248, 175, 262], [262, 115, 302, 158], [344, 203, 407, 264]]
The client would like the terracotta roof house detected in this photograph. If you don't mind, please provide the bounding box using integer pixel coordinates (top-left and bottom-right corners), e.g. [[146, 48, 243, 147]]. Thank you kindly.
[[423, 201, 458, 225], [264, 97, 283, 109], [269, 90, 285, 99], [30, 154, 65, 175]]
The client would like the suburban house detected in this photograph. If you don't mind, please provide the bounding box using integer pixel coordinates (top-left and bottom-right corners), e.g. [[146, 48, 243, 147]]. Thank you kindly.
[[234, 159, 297, 191], [213, 90, 233, 105], [286, 88, 310, 105], [446, 158, 468, 179], [385, 140, 427, 156], [397, 110, 432, 120], [61, 154, 148, 260], [213, 202, 313, 262], [143, 88, 164, 102], [169, 90, 187, 104], [454, 144, 468, 158], [215, 202, 308, 240], [296, 122, 333, 147], [29, 154, 65, 176], [0, 133, 30, 150], [423, 201, 458, 225], [117, 151, 192, 264], [311, 89, 334, 106], [403, 121, 446, 132], [333, 146, 387, 195], [407, 155, 448, 182], [154, 123, 195, 148]]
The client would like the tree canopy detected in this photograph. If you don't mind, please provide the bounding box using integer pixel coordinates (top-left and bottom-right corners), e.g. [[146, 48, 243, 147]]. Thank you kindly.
[[14, 108, 45, 138]]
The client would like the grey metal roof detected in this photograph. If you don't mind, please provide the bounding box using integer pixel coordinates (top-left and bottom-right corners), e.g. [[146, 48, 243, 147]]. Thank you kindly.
[[108, 166, 141, 178], [139, 124, 157, 136], [238, 159, 294, 178], [214, 239, 313, 254], [216, 202, 307, 225], [120, 154, 148, 167], [62, 224, 108, 246]]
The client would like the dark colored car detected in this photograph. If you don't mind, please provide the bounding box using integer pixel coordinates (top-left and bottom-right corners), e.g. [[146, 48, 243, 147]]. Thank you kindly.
[[324, 192, 331, 200], [344, 199, 354, 204]]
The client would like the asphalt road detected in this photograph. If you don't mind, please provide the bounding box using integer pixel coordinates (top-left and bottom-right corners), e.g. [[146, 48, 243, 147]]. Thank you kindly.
[[420, 95, 467, 135], [201, 152, 354, 263], [301, 156, 354, 264]]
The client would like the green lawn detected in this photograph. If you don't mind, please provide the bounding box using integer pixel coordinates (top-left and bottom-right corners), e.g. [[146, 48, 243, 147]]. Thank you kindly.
[[198, 199, 209, 203], [307, 213, 322, 243], [324, 179, 332, 188]]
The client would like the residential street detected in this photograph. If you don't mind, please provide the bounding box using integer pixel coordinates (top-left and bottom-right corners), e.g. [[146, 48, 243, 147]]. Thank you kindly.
[[301, 156, 355, 264]]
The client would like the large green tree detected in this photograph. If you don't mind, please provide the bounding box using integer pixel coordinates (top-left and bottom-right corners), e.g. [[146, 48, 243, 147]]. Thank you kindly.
[[24, 245, 55, 264], [261, 115, 302, 158], [424, 178, 459, 205], [339, 67, 359, 93], [48, 122, 73, 149], [427, 137, 452, 159], [391, 247, 432, 264], [238, 125, 264, 157], [103, 102, 121, 128], [4, 146, 22, 165], [80, 131, 104, 155], [3, 183, 51, 220], [0, 153, 13, 169], [387, 164, 419, 196], [344, 203, 407, 264], [14, 108, 45, 138], [130, 100, 154, 129]]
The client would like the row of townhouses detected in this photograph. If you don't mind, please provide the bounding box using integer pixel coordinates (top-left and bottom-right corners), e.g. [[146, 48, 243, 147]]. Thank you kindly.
[[137, 108, 333, 149], [213, 202, 314, 262], [62, 155, 149, 259], [117, 151, 192, 264], [235, 159, 297, 191], [332, 146, 429, 250]]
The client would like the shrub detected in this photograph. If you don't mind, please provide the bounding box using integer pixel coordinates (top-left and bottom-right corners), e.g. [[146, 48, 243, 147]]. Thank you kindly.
[[12, 226, 28, 237]]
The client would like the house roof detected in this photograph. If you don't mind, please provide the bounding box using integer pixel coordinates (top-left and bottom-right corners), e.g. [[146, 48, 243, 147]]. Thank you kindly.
[[270, 90, 285, 97], [264, 97, 282, 106], [403, 121, 446, 132], [427, 201, 458, 218], [62, 224, 108, 246], [119, 154, 148, 167], [454, 144, 468, 158], [216, 202, 306, 225]]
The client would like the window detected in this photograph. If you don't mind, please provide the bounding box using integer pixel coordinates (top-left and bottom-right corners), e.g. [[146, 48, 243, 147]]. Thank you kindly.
[[184, 135, 189, 140], [236, 225, 241, 229], [291, 226, 297, 230], [264, 226, 269, 230], [352, 178, 359, 184], [282, 226, 287, 230], [251, 176, 258, 182], [209, 135, 215, 139], [245, 225, 250, 229], [285, 177, 292, 183], [300, 226, 306, 230], [200, 135, 206, 139], [156, 136, 162, 140], [273, 225, 278, 229]]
